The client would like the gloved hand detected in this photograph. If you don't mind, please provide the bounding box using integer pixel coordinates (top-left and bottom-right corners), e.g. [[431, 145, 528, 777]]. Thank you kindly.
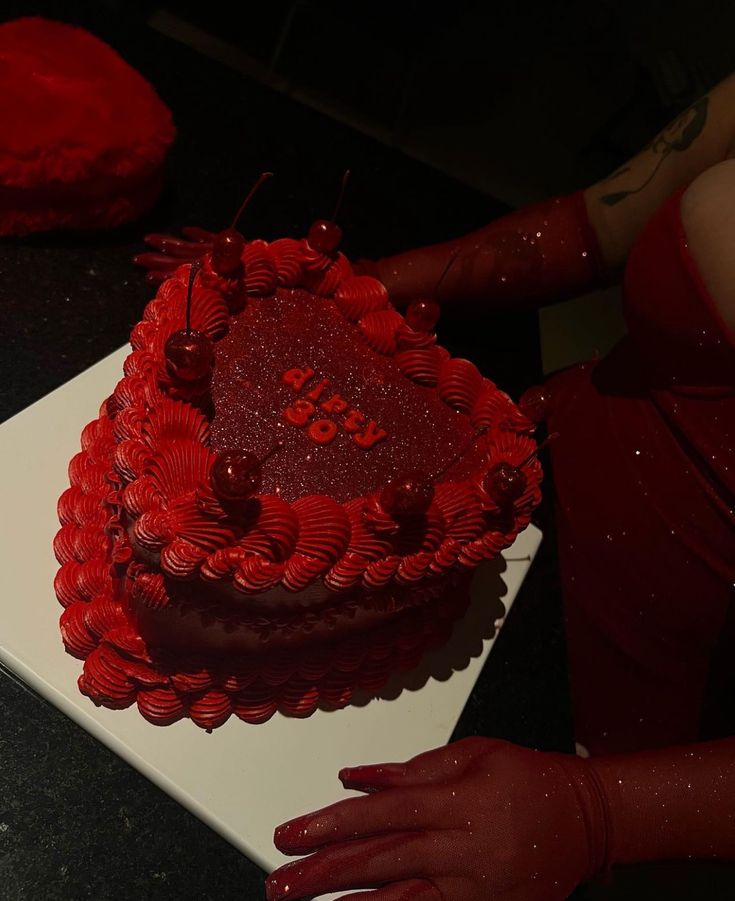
[[266, 735, 735, 901], [133, 226, 216, 283], [266, 736, 604, 901], [134, 191, 608, 305]]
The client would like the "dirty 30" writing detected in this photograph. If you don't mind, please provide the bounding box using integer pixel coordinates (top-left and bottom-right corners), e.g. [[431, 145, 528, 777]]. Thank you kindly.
[[281, 367, 388, 449]]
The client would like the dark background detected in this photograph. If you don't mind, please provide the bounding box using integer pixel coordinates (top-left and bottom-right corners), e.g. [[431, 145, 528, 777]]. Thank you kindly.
[[2, 2, 734, 899], [125, 0, 735, 205]]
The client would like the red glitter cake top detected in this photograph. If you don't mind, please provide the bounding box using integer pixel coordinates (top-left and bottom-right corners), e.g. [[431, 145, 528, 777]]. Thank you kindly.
[[211, 292, 480, 501], [102, 235, 541, 600]]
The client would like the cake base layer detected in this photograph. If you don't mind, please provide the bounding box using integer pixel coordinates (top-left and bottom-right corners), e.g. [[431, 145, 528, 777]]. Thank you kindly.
[[128, 565, 461, 655], [72, 552, 472, 728], [57, 489, 472, 726]]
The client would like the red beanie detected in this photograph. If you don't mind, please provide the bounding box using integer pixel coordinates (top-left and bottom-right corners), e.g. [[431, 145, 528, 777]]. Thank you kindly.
[[0, 17, 176, 235]]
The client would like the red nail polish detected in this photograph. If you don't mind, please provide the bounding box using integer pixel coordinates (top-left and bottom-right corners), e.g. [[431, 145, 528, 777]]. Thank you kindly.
[[266, 860, 306, 901], [339, 763, 406, 789], [264, 873, 279, 901], [274, 814, 310, 850]]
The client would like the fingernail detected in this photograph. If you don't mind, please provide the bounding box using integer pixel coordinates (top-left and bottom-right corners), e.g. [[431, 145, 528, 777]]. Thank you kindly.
[[266, 862, 307, 901], [275, 811, 338, 853], [264, 871, 280, 901], [338, 763, 405, 789], [274, 814, 311, 851]]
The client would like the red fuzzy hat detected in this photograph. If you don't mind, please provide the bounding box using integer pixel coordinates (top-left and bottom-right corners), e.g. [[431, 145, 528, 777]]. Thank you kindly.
[[0, 17, 176, 236]]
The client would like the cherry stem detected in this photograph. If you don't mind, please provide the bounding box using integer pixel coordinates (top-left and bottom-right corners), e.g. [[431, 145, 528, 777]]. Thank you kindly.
[[431, 426, 489, 481], [230, 440, 285, 487], [331, 169, 351, 222], [185, 260, 201, 333], [517, 431, 559, 469], [434, 245, 463, 300], [258, 439, 285, 467], [230, 172, 274, 230]]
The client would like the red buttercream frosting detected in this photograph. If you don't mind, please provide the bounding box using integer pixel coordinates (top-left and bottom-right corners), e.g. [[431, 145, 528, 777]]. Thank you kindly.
[[54, 225, 541, 727]]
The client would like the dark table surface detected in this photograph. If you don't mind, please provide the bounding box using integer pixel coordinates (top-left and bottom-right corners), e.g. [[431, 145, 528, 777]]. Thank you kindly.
[[0, 4, 575, 899]]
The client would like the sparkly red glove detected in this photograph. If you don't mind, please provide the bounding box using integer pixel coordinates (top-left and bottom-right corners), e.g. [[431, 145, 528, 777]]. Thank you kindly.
[[134, 226, 216, 283], [266, 736, 735, 901], [361, 190, 607, 311], [135, 192, 606, 305]]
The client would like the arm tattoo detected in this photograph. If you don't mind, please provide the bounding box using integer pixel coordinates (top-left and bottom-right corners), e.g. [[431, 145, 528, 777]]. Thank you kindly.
[[600, 95, 709, 206]]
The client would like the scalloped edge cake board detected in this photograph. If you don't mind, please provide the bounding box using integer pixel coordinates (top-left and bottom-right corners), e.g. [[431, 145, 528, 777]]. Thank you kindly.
[[0, 347, 541, 897]]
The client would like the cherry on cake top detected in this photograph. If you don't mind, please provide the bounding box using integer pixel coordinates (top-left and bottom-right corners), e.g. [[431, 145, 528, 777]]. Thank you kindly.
[[163, 261, 215, 383], [210, 172, 274, 277], [306, 169, 350, 256], [406, 299, 441, 334]]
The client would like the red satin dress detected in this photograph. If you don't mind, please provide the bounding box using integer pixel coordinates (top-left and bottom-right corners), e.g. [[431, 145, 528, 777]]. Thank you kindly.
[[547, 186, 735, 755]]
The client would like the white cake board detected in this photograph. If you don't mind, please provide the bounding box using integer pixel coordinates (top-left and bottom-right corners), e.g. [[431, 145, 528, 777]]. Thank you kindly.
[[0, 348, 541, 898]]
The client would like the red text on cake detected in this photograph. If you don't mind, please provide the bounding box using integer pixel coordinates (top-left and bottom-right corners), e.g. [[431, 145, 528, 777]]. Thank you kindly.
[[281, 367, 388, 449]]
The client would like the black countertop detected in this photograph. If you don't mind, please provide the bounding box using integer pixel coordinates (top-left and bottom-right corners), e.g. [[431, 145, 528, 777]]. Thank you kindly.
[[0, 5, 573, 899]]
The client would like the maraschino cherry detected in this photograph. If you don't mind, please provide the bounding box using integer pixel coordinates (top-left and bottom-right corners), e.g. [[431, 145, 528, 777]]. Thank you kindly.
[[211, 441, 284, 503], [483, 462, 527, 505], [211, 230, 244, 276], [404, 247, 461, 334], [405, 299, 440, 333], [307, 170, 350, 255], [484, 432, 559, 507], [518, 384, 552, 424], [210, 172, 273, 276], [380, 469, 435, 517], [379, 426, 489, 518], [164, 261, 214, 383]]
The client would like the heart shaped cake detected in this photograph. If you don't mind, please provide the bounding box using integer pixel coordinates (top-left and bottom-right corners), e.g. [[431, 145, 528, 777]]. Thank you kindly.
[[54, 215, 542, 728]]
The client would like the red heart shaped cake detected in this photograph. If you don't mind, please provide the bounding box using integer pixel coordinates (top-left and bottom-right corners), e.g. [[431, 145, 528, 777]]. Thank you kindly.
[[54, 220, 542, 728]]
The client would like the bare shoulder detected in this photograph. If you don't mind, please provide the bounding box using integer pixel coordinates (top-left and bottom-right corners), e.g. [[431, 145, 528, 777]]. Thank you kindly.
[[681, 159, 735, 331], [585, 72, 735, 273]]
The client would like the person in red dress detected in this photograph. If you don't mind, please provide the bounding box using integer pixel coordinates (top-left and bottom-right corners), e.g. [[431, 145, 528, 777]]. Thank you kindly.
[[265, 74, 735, 900]]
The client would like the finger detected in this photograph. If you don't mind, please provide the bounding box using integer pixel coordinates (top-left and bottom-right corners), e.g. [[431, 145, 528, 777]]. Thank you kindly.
[[274, 785, 443, 854], [181, 225, 216, 242], [339, 761, 411, 793], [143, 234, 209, 257], [132, 252, 181, 271], [340, 736, 500, 792], [336, 879, 441, 900], [265, 832, 439, 901]]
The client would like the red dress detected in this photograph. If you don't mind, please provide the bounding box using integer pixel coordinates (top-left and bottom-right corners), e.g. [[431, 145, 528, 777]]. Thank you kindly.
[[548, 186, 735, 754], [137, 186, 735, 757]]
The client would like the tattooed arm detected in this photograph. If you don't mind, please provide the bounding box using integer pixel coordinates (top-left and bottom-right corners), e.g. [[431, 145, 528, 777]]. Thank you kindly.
[[585, 71, 735, 270], [354, 74, 735, 312]]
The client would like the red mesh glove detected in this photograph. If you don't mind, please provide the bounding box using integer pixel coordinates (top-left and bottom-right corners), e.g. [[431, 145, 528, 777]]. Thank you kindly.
[[133, 226, 216, 283], [360, 190, 608, 312], [135, 192, 606, 303], [266, 735, 735, 901]]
